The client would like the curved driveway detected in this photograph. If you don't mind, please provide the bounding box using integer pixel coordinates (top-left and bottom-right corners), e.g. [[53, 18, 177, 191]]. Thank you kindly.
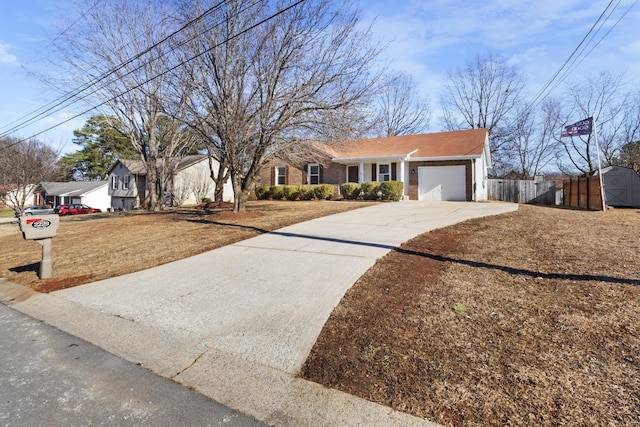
[[8, 201, 517, 426]]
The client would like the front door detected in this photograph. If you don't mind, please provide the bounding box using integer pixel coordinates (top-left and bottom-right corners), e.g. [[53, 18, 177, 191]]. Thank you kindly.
[[348, 166, 359, 183]]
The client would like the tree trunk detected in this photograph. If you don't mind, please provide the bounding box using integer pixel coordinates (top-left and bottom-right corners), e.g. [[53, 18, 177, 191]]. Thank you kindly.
[[147, 162, 160, 211], [214, 182, 225, 206], [231, 172, 248, 212], [206, 149, 229, 207]]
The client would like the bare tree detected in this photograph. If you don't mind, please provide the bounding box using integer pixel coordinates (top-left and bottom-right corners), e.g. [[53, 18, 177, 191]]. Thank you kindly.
[[376, 71, 430, 137], [615, 140, 640, 174], [51, 0, 192, 210], [439, 51, 526, 171], [505, 99, 565, 179], [557, 71, 630, 174], [0, 137, 58, 213], [178, 0, 382, 211]]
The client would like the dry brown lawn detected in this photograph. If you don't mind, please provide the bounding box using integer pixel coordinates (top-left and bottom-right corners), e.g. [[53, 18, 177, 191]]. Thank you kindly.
[[2, 201, 639, 425], [0, 200, 370, 292], [302, 204, 640, 426]]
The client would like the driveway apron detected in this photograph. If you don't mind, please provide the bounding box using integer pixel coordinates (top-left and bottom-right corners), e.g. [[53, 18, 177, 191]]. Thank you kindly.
[[54, 201, 517, 374]]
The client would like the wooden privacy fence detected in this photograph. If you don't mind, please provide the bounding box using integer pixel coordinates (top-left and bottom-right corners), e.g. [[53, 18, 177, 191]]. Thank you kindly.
[[563, 176, 603, 210], [488, 179, 556, 205]]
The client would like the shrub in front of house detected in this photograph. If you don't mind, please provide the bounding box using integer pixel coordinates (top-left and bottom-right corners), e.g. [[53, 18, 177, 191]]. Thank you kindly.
[[360, 181, 380, 200], [299, 185, 316, 200], [379, 181, 404, 201], [340, 182, 360, 199], [255, 186, 270, 200], [269, 185, 285, 200], [314, 184, 334, 200], [283, 185, 300, 201]]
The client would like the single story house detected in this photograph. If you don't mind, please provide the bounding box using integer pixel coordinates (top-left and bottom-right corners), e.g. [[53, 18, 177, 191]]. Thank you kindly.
[[107, 155, 232, 210], [587, 165, 640, 207], [36, 181, 110, 211], [258, 128, 492, 201], [1, 183, 38, 208]]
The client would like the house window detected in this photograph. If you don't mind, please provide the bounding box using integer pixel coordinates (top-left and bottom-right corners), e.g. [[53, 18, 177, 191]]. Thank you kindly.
[[123, 175, 130, 190], [378, 164, 391, 181], [308, 164, 320, 185], [276, 166, 286, 185], [111, 175, 119, 190]]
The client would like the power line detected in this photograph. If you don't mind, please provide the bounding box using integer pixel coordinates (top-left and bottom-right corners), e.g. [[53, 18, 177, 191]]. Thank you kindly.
[[526, 0, 622, 113], [0, 0, 229, 138], [1, 0, 307, 151]]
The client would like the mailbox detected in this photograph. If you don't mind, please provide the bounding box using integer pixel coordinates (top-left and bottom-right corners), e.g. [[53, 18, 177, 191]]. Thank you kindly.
[[19, 214, 59, 240], [18, 214, 59, 279]]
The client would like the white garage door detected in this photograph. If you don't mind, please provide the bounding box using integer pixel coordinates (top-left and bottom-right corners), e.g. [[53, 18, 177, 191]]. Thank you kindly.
[[418, 166, 467, 201]]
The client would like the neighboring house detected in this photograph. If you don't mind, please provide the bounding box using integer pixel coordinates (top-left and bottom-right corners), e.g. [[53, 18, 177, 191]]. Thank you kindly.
[[107, 155, 232, 210], [36, 181, 110, 212], [259, 129, 492, 201], [586, 166, 640, 207], [1, 184, 38, 208]]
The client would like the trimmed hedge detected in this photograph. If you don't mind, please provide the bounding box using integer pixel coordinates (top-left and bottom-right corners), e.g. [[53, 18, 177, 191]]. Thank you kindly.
[[283, 185, 300, 201], [379, 181, 404, 201], [297, 185, 313, 200], [269, 185, 284, 200], [340, 181, 403, 201], [254, 184, 335, 201], [340, 182, 360, 199], [255, 186, 270, 200], [360, 181, 380, 200], [314, 184, 334, 200]]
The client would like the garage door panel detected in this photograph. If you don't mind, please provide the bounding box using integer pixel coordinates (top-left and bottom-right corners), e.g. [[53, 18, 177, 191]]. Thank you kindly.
[[418, 166, 466, 201]]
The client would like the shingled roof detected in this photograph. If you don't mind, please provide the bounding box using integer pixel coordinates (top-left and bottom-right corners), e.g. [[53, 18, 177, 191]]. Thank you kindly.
[[38, 181, 108, 196], [322, 128, 490, 165], [115, 155, 209, 176]]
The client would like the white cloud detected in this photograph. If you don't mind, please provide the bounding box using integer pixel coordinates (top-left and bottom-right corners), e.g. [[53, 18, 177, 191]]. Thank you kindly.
[[0, 41, 17, 64]]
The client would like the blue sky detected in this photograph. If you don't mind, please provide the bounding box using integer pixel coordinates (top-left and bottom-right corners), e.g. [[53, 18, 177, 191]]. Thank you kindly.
[[0, 0, 639, 154]]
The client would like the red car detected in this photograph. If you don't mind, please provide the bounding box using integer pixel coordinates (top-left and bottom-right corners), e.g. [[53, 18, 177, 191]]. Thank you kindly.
[[55, 204, 102, 216]]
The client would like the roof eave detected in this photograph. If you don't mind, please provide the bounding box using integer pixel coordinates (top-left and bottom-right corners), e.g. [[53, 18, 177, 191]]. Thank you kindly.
[[332, 150, 417, 165]]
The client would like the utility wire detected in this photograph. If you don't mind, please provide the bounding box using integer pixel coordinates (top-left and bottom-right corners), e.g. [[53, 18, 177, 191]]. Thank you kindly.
[[0, 1, 228, 138], [546, 0, 638, 97], [0, 0, 307, 151], [526, 0, 620, 112]]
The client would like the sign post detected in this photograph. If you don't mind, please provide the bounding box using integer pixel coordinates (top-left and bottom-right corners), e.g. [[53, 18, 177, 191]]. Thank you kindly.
[[18, 215, 59, 279]]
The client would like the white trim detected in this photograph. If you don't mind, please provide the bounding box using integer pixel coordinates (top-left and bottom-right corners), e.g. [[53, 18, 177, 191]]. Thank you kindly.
[[409, 155, 482, 162], [399, 160, 406, 196], [332, 152, 415, 164], [275, 166, 286, 186], [307, 163, 320, 185], [378, 163, 391, 181]]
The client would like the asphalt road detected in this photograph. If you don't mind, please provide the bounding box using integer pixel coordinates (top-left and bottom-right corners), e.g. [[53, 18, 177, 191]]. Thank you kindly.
[[0, 303, 265, 426]]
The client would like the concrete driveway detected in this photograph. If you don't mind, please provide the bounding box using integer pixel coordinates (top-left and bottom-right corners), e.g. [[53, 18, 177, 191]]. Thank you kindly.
[[6, 201, 517, 426]]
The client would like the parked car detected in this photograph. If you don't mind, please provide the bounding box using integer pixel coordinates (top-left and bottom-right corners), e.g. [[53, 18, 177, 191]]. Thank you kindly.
[[55, 204, 102, 216], [15, 205, 56, 217]]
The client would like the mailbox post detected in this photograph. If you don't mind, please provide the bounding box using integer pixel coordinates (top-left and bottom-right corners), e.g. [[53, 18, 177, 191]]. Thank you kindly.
[[18, 214, 59, 279]]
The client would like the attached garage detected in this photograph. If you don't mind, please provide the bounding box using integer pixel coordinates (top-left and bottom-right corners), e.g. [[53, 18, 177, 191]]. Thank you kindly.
[[418, 165, 467, 201], [285, 128, 491, 201]]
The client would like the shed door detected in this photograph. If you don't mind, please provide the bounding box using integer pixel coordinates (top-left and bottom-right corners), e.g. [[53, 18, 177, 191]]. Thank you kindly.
[[418, 166, 466, 201]]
